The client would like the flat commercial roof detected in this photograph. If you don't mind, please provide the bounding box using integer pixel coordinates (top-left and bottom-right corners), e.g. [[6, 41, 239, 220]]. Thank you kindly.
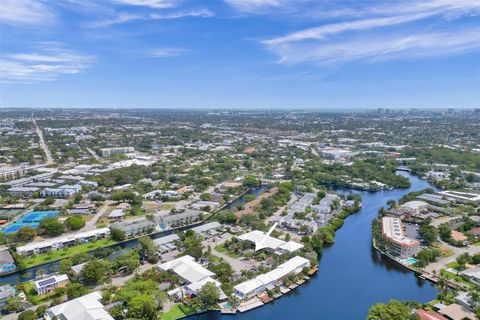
[[382, 217, 419, 246]]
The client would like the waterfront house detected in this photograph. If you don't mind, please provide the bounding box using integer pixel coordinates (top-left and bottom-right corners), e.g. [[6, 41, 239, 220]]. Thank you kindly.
[[0, 250, 16, 275], [438, 303, 478, 320], [461, 267, 480, 285], [191, 222, 222, 238], [154, 234, 179, 253], [0, 284, 15, 308], [155, 209, 203, 228], [34, 274, 69, 295], [16, 228, 110, 256], [234, 256, 310, 300], [44, 291, 113, 320], [415, 309, 448, 320], [110, 218, 155, 236]]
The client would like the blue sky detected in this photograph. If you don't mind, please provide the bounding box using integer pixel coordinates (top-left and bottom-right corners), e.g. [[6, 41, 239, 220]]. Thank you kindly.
[[1, 0, 479, 109]]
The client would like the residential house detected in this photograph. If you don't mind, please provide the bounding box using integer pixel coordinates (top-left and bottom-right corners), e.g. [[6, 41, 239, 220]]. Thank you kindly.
[[44, 291, 113, 320], [0, 250, 16, 275], [34, 274, 69, 295]]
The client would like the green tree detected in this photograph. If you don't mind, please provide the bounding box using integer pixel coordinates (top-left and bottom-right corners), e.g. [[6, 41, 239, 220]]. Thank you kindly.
[[243, 175, 261, 188], [111, 228, 126, 241], [127, 294, 157, 320], [456, 253, 472, 267], [197, 282, 220, 307], [39, 217, 64, 236], [65, 215, 85, 231], [18, 310, 35, 320], [15, 226, 37, 241], [35, 305, 48, 318], [139, 236, 159, 263], [367, 300, 417, 320], [66, 282, 89, 299], [3, 296, 23, 313], [81, 259, 109, 285], [44, 197, 55, 206]]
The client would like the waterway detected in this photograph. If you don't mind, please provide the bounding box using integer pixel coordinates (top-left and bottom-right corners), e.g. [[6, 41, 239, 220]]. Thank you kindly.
[[191, 171, 439, 320], [0, 185, 269, 285]]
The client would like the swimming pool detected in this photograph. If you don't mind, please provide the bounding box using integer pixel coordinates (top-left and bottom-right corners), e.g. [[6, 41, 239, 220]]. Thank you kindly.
[[406, 258, 418, 265], [1, 211, 59, 234]]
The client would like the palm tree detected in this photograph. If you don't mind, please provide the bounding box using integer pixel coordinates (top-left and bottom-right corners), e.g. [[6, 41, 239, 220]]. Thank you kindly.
[[468, 290, 480, 310], [436, 278, 448, 295]]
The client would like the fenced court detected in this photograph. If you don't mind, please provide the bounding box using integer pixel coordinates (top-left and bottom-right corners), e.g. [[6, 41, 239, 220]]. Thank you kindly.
[[1, 210, 58, 234]]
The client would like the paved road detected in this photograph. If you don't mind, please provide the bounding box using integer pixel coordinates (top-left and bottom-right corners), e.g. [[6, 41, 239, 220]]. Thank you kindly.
[[86, 147, 99, 160], [32, 115, 54, 165], [430, 216, 458, 228], [268, 194, 298, 223], [426, 239, 480, 272], [82, 201, 114, 231], [204, 233, 258, 272]]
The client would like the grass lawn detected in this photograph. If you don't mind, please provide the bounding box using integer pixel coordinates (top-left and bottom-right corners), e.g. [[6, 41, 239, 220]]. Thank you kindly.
[[446, 262, 461, 270], [162, 204, 174, 211], [21, 238, 117, 267], [21, 281, 64, 305], [440, 269, 476, 289], [161, 304, 188, 320], [214, 244, 240, 258]]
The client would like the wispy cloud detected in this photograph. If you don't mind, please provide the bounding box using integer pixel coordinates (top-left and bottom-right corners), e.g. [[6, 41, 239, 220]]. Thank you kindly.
[[147, 47, 189, 57], [0, 0, 55, 26], [0, 44, 94, 84], [111, 0, 177, 9], [262, 0, 480, 65], [90, 8, 214, 27], [268, 28, 480, 65], [225, 0, 285, 14]]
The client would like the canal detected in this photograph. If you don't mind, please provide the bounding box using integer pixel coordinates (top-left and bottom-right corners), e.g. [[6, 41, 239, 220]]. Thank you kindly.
[[191, 171, 439, 320], [0, 185, 270, 284]]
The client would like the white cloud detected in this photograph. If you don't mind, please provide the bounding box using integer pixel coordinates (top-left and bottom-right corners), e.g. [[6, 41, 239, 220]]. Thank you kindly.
[[0, 45, 94, 84], [111, 0, 177, 9], [147, 47, 188, 57], [150, 8, 214, 19], [225, 0, 285, 13], [89, 8, 214, 27], [0, 0, 55, 26], [266, 28, 480, 65], [262, 0, 480, 65]]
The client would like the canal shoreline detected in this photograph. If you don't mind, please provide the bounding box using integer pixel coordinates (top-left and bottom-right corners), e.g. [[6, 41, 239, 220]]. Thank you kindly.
[[1, 186, 267, 284]]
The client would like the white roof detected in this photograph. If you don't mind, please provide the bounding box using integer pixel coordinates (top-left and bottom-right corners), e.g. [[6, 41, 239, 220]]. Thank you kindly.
[[402, 200, 428, 210], [234, 278, 264, 296], [238, 230, 303, 252], [382, 217, 419, 246], [108, 209, 124, 218], [191, 222, 221, 234], [35, 274, 68, 290], [234, 256, 310, 296], [48, 291, 113, 320], [186, 277, 221, 294], [462, 267, 480, 279], [279, 241, 304, 252], [17, 228, 110, 254], [154, 234, 179, 245], [158, 255, 215, 283]]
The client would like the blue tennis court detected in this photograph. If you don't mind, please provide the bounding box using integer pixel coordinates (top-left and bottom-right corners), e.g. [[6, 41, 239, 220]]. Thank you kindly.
[[1, 211, 59, 234]]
